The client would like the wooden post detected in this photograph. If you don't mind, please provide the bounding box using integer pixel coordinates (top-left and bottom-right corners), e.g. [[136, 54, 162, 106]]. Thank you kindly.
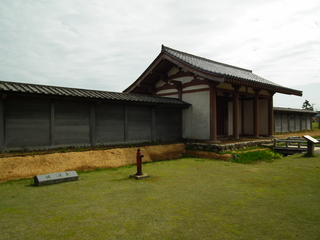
[[253, 89, 260, 138], [268, 91, 275, 136], [303, 135, 319, 156], [129, 148, 149, 179], [233, 85, 240, 139], [209, 83, 219, 142]]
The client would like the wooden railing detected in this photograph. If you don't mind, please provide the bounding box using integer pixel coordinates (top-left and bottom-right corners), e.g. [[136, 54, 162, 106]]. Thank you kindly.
[[273, 135, 319, 155]]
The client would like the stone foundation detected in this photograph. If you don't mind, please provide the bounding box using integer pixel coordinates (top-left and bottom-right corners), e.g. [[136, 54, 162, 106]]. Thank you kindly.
[[186, 140, 274, 152]]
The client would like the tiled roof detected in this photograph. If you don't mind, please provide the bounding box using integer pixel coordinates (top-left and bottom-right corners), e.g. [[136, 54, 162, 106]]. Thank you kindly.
[[162, 45, 302, 96], [0, 80, 190, 107], [274, 107, 316, 114]]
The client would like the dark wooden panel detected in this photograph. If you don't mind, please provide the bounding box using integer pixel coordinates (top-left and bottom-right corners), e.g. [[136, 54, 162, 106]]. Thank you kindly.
[[289, 114, 295, 131], [295, 115, 301, 131], [5, 97, 50, 148], [301, 115, 306, 130], [281, 113, 288, 132], [96, 103, 125, 143], [127, 105, 151, 141], [54, 101, 90, 146], [155, 107, 180, 140], [274, 113, 281, 133]]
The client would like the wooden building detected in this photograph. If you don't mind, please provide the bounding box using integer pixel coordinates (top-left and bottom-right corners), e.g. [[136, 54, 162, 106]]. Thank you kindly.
[[124, 45, 303, 141], [0, 45, 308, 151], [0, 81, 189, 152]]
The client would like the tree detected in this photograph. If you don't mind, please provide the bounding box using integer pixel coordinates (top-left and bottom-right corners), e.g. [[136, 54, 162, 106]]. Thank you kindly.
[[302, 100, 314, 110]]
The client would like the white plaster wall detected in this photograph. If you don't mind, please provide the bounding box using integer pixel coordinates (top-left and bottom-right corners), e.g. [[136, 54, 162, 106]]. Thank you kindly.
[[174, 76, 193, 84], [168, 67, 179, 76], [243, 100, 253, 134], [161, 94, 179, 99], [182, 91, 210, 140], [259, 99, 268, 135], [155, 80, 165, 88]]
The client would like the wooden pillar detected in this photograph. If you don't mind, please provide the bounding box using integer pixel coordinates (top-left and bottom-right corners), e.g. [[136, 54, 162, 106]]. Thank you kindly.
[[241, 95, 244, 136], [233, 85, 240, 139], [177, 84, 183, 138], [254, 89, 260, 138], [209, 83, 219, 142], [224, 93, 230, 136], [268, 91, 275, 136]]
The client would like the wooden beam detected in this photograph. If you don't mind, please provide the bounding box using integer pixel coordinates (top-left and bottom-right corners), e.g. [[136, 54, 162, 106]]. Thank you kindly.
[[167, 71, 193, 82]]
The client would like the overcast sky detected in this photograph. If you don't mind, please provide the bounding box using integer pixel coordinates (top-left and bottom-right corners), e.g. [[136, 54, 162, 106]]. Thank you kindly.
[[0, 0, 319, 109]]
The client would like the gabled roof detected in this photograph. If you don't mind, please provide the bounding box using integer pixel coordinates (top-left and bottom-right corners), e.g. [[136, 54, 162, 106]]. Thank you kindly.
[[124, 45, 302, 96], [0, 80, 190, 107]]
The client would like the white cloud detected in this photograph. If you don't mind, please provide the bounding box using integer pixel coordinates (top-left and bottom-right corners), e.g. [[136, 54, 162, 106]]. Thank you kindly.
[[0, 0, 319, 103]]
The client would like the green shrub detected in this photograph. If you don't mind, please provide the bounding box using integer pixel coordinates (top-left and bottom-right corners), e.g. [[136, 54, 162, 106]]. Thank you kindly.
[[228, 149, 282, 164]]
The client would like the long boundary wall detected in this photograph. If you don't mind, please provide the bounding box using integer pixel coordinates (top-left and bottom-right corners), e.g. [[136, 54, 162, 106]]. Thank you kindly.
[[274, 110, 313, 133], [0, 96, 182, 152]]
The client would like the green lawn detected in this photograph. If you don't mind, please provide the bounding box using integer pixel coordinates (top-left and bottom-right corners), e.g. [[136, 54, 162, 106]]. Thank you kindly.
[[1, 154, 320, 240]]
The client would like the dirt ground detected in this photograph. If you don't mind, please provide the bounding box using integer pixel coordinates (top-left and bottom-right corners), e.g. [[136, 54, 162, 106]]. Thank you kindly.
[[0, 144, 186, 183], [1, 130, 319, 183]]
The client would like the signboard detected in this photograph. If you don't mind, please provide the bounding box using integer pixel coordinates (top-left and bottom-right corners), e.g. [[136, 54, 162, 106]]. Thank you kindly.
[[34, 171, 79, 186], [303, 135, 319, 144]]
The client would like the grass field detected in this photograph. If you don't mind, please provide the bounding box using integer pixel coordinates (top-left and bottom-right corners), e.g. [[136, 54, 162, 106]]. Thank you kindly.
[[1, 153, 320, 240]]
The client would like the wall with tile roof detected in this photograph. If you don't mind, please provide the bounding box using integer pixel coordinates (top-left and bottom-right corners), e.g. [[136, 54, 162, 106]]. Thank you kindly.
[[274, 108, 314, 133], [0, 94, 184, 152]]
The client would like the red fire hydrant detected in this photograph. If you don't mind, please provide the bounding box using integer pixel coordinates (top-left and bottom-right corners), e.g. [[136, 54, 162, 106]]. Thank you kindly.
[[136, 148, 143, 176], [130, 148, 149, 179]]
